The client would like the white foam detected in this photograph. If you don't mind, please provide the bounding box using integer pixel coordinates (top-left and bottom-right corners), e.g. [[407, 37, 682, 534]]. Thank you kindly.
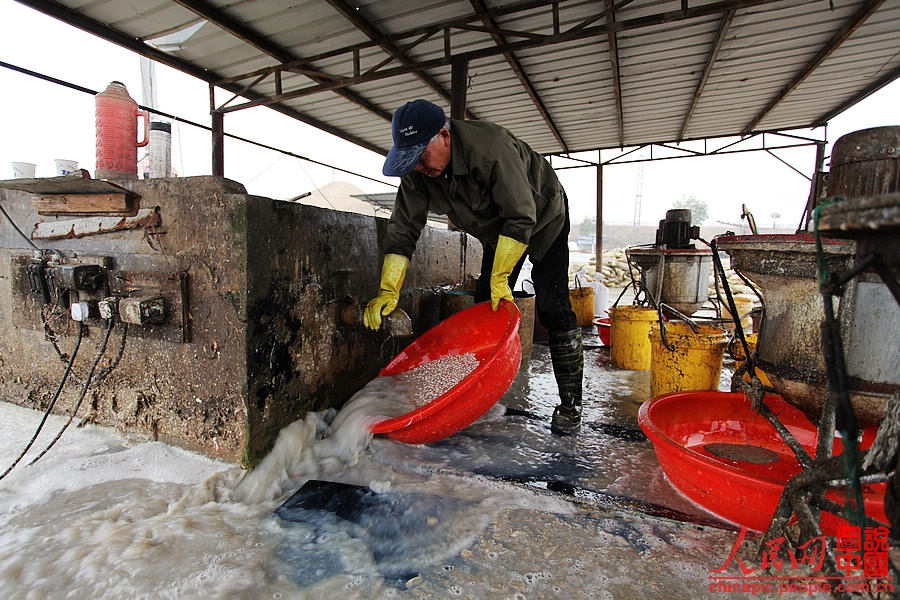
[[0, 375, 485, 598], [233, 375, 412, 504], [3, 358, 620, 600]]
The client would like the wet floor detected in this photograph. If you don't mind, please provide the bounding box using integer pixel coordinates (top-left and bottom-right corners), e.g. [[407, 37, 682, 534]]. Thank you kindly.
[[370, 331, 732, 530], [0, 327, 822, 600]]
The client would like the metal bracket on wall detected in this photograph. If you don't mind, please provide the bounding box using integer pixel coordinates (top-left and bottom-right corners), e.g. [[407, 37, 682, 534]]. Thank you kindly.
[[108, 270, 190, 343], [31, 207, 160, 240]]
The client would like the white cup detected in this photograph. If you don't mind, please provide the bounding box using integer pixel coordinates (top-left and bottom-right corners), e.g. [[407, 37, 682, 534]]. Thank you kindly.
[[54, 159, 79, 176], [11, 161, 36, 179]]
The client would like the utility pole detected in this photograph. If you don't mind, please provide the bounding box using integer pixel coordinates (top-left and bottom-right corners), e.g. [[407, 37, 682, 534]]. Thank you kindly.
[[632, 162, 644, 231]]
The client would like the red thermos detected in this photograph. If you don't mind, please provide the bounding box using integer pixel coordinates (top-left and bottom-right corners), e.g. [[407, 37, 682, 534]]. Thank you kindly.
[[95, 81, 149, 179]]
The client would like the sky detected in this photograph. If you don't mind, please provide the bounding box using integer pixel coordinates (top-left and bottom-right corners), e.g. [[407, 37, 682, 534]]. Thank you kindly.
[[1, 0, 898, 229]]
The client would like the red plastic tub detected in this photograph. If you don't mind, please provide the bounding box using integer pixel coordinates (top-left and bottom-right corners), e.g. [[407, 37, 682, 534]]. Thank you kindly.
[[638, 391, 886, 534], [370, 300, 521, 444], [593, 317, 611, 346]]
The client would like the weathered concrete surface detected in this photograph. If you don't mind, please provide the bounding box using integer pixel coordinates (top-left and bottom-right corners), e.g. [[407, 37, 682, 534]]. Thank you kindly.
[[0, 176, 479, 467], [714, 234, 886, 425]]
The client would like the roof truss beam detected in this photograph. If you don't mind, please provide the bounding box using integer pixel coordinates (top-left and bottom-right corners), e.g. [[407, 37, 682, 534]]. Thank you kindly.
[[335, 0, 576, 53], [604, 0, 625, 147], [172, 0, 391, 121], [742, 0, 886, 134], [361, 30, 440, 77], [813, 63, 900, 126], [453, 21, 545, 40], [549, 129, 825, 168], [323, 0, 478, 120], [679, 8, 735, 141], [469, 0, 569, 150], [216, 0, 788, 115]]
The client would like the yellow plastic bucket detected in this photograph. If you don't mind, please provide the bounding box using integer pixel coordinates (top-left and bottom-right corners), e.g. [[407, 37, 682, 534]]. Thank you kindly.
[[569, 287, 595, 326], [730, 332, 757, 361], [730, 333, 772, 387], [722, 296, 754, 331], [609, 305, 658, 370], [649, 322, 729, 396]]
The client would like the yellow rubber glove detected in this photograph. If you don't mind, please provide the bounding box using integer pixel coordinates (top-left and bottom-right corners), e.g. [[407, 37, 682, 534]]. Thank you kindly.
[[490, 235, 527, 311], [364, 254, 409, 330]]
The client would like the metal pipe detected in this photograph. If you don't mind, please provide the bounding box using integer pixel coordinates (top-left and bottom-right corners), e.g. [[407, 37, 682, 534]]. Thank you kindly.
[[595, 161, 603, 273], [212, 110, 224, 177]]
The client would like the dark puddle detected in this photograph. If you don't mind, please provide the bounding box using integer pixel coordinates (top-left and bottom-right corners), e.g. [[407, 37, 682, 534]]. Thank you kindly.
[[275, 479, 482, 587]]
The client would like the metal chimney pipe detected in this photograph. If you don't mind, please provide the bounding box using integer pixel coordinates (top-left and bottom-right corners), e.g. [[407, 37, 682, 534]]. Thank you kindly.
[[149, 120, 172, 178]]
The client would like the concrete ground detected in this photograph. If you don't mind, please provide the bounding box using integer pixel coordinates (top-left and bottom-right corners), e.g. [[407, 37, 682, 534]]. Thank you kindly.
[[349, 328, 827, 600], [351, 319, 897, 600], [2, 320, 895, 599]]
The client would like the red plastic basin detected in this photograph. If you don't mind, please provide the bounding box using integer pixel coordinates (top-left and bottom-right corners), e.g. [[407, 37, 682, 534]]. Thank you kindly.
[[593, 317, 611, 346], [638, 391, 886, 534], [369, 300, 522, 444]]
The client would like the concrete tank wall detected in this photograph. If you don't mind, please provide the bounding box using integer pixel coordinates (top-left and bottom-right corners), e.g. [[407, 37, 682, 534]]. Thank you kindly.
[[0, 176, 480, 467]]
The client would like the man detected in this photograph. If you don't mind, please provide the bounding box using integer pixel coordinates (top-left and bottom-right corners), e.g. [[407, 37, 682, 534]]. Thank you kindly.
[[363, 99, 584, 435]]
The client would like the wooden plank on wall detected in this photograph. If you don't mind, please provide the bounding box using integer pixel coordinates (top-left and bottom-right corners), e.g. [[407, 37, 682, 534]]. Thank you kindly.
[[32, 193, 138, 216]]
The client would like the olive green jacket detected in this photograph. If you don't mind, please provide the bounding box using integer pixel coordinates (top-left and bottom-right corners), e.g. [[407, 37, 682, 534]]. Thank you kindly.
[[385, 119, 567, 262]]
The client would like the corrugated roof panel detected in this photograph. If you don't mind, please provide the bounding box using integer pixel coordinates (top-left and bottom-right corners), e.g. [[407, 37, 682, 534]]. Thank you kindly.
[[758, 0, 900, 129], [178, 39, 272, 75], [362, 0, 473, 34], [245, 1, 368, 53], [681, 0, 863, 138], [28, 0, 900, 159], [83, 0, 191, 37], [543, 83, 616, 114], [502, 0, 601, 32]]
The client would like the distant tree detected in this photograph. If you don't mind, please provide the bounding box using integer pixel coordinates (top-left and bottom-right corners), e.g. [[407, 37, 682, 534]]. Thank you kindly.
[[673, 195, 708, 223], [579, 217, 596, 236]]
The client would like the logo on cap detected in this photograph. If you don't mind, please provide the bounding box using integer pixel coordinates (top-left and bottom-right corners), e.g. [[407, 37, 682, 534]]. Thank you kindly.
[[383, 100, 446, 177]]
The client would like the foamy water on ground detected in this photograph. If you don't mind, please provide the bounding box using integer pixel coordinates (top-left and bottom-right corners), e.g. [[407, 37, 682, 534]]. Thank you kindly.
[[0, 351, 769, 600], [0, 376, 573, 599]]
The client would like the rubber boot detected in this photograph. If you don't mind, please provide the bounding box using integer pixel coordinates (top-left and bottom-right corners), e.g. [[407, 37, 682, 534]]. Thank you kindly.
[[548, 328, 584, 435]]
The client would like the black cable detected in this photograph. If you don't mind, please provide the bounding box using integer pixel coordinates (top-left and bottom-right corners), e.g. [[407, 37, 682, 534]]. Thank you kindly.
[[89, 322, 127, 388], [0, 202, 39, 250], [42, 291, 74, 360], [813, 204, 865, 527], [0, 321, 83, 481], [28, 318, 114, 466], [0, 59, 396, 189], [45, 309, 128, 388], [0, 60, 96, 96], [709, 236, 754, 367]]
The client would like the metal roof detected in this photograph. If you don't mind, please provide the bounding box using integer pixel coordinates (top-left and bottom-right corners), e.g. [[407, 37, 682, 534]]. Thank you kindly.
[[18, 0, 900, 159]]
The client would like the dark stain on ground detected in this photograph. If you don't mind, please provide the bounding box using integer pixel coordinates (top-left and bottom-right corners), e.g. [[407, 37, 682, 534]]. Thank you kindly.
[[275, 479, 481, 588], [504, 407, 647, 442], [587, 422, 648, 442]]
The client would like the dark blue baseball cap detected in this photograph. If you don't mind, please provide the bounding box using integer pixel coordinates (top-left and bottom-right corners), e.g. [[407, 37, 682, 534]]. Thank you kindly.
[[382, 99, 446, 177]]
